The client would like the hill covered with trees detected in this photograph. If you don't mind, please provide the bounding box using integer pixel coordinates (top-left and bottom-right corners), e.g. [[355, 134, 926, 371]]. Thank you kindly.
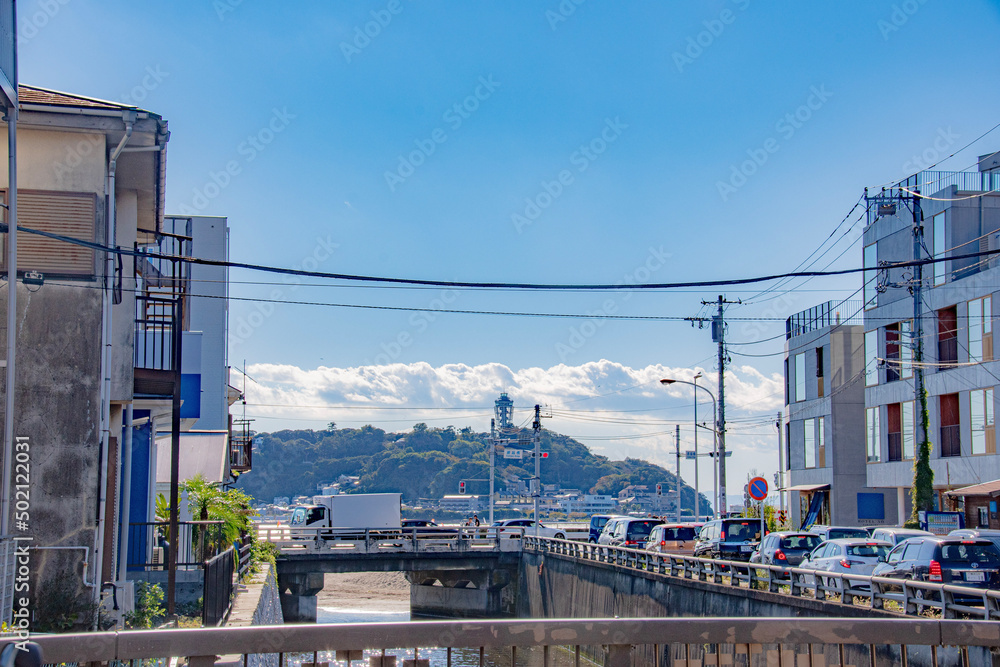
[[236, 423, 710, 513]]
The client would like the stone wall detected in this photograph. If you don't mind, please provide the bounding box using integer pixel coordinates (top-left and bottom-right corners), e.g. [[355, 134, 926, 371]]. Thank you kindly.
[[221, 562, 284, 667]]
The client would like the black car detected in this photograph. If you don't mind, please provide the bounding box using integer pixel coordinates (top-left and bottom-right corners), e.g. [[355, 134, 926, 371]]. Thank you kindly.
[[399, 519, 458, 536], [752, 531, 822, 566], [694, 518, 766, 561], [872, 536, 1000, 594]]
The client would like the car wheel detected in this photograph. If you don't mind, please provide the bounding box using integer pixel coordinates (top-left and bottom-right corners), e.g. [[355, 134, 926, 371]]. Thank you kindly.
[[554, 533, 565, 540], [914, 587, 928, 615]]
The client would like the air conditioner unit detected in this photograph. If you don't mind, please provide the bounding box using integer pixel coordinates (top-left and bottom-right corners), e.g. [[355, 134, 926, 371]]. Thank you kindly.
[[151, 547, 164, 570]]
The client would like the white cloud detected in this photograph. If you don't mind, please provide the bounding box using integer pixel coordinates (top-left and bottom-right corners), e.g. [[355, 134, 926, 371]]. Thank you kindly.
[[240, 359, 784, 507]]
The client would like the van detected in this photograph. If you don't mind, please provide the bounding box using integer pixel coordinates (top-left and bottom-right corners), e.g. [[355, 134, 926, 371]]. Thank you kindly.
[[603, 518, 664, 548], [645, 523, 704, 555], [694, 518, 765, 561], [589, 514, 624, 543]]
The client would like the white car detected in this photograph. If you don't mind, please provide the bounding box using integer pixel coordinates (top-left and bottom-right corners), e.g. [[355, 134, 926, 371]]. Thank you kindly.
[[488, 519, 566, 540], [801, 538, 892, 580]]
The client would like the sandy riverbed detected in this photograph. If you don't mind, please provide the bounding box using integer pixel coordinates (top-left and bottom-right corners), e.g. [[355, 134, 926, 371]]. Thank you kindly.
[[317, 571, 411, 611]]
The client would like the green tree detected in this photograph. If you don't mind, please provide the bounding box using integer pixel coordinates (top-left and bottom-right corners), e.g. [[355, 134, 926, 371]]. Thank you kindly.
[[182, 474, 256, 558]]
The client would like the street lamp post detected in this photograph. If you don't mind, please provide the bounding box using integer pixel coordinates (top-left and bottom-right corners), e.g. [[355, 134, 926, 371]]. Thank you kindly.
[[661, 376, 719, 520]]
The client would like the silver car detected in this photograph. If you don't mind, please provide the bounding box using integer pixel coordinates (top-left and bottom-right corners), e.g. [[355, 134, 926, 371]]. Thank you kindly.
[[870, 527, 933, 546], [801, 538, 892, 580]]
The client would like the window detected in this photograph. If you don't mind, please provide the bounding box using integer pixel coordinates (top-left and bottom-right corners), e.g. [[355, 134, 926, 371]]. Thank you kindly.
[[864, 243, 878, 308], [933, 212, 946, 286], [941, 393, 961, 457], [817, 416, 826, 467], [979, 507, 989, 528], [887, 403, 902, 462], [866, 407, 881, 462], [784, 358, 790, 405], [795, 353, 806, 402], [969, 296, 993, 363], [816, 346, 825, 397], [804, 418, 816, 469], [865, 329, 879, 386], [971, 388, 995, 455], [885, 321, 913, 382], [938, 306, 958, 368], [784, 421, 790, 470]]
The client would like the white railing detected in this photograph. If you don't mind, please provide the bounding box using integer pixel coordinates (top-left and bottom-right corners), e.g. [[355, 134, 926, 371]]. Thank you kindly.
[[526, 536, 1000, 620], [257, 525, 526, 554], [23, 617, 1000, 666]]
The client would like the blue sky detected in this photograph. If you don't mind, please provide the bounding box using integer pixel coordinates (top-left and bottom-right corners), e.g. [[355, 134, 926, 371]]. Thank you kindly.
[[18, 0, 1000, 506]]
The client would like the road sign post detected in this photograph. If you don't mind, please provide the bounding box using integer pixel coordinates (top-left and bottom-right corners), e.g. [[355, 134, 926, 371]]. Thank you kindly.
[[748, 476, 768, 538]]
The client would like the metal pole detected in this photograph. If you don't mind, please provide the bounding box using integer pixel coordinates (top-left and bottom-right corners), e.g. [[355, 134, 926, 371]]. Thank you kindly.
[[2, 100, 15, 543], [489, 419, 495, 525], [693, 381, 699, 521], [168, 294, 183, 614], [533, 405, 540, 538], [912, 189, 925, 449], [675, 425, 681, 522]]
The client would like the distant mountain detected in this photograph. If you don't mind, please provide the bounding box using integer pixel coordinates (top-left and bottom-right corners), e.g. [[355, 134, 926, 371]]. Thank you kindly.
[[236, 423, 710, 513]]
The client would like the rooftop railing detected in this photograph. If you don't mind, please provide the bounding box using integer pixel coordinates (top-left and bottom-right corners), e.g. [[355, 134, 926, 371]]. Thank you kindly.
[[786, 299, 864, 340]]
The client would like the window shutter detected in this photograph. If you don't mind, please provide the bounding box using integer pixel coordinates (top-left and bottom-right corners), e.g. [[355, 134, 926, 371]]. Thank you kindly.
[[1, 190, 97, 276]]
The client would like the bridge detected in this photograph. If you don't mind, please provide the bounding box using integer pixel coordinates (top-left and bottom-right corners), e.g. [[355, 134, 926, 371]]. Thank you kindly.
[[262, 527, 1000, 625]]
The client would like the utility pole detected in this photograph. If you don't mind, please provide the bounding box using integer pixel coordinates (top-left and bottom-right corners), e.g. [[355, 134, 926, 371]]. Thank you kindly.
[[675, 424, 681, 522], [777, 411, 784, 518], [702, 295, 740, 516], [532, 404, 541, 538]]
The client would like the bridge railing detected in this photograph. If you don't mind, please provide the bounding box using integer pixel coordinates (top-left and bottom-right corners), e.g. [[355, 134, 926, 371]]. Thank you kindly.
[[257, 524, 526, 554], [525, 536, 1000, 620], [24, 617, 1000, 666]]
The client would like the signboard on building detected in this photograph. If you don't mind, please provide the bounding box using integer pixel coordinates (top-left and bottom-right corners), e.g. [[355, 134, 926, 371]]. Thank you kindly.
[[919, 511, 964, 535]]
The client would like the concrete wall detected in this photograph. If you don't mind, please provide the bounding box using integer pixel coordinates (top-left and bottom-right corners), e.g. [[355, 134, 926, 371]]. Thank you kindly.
[[222, 562, 283, 667]]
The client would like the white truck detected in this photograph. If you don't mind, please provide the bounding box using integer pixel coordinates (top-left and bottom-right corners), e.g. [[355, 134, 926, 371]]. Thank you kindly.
[[289, 493, 402, 539]]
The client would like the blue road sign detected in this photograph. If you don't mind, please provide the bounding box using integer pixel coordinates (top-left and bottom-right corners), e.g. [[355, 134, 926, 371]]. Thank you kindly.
[[748, 476, 768, 501]]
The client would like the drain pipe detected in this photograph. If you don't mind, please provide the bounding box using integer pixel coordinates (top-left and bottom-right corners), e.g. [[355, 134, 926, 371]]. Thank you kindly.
[[113, 404, 134, 627], [93, 111, 135, 613], [30, 546, 94, 589]]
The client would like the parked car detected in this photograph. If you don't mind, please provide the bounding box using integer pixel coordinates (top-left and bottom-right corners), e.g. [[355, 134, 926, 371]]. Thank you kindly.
[[645, 523, 704, 555], [871, 536, 1000, 597], [869, 527, 933, 546], [751, 531, 822, 566], [694, 518, 766, 562], [808, 525, 871, 541], [949, 529, 1000, 552], [589, 514, 625, 543], [489, 519, 566, 539], [602, 518, 664, 548], [597, 517, 629, 545], [801, 539, 892, 579]]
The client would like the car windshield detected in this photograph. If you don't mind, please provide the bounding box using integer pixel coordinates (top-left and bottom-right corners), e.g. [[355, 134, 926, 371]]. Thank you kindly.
[[627, 521, 660, 538], [665, 527, 697, 541], [781, 535, 821, 550], [724, 522, 760, 541], [847, 544, 889, 559], [940, 543, 1000, 565], [828, 528, 869, 540], [290, 508, 307, 525]]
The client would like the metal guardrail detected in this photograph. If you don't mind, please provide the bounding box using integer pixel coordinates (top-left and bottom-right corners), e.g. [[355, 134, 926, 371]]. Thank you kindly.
[[24, 617, 1000, 666], [258, 525, 526, 554], [526, 536, 1000, 620]]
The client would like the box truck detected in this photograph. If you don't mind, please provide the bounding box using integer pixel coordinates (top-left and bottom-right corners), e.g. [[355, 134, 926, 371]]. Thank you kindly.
[[289, 493, 401, 538]]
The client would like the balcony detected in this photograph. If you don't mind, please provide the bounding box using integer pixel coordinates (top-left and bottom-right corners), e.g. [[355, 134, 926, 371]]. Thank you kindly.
[[786, 300, 863, 340], [230, 417, 253, 473]]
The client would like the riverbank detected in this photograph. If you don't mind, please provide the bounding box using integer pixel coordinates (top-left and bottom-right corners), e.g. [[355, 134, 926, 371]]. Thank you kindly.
[[317, 571, 410, 614]]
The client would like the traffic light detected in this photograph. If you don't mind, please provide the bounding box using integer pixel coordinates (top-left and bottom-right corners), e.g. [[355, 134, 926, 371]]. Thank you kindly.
[[530, 451, 549, 458], [459, 481, 466, 494], [656, 484, 662, 496]]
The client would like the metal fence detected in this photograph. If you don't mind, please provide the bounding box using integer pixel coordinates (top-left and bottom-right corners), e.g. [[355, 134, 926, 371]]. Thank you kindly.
[[258, 525, 521, 553], [202, 547, 235, 627], [127, 521, 226, 571], [526, 536, 1000, 621], [786, 300, 864, 340], [24, 617, 1000, 666]]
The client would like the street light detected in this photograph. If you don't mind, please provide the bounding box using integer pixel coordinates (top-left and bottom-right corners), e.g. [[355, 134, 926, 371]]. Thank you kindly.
[[661, 376, 719, 520]]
